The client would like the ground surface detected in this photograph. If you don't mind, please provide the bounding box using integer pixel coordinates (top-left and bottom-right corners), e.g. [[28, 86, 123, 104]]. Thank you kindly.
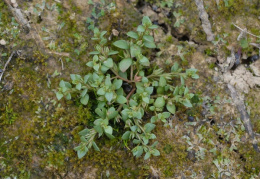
[[0, 0, 260, 178]]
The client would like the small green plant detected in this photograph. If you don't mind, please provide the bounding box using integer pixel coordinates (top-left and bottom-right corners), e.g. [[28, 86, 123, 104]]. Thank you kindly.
[[173, 11, 185, 28], [86, 0, 116, 30], [0, 106, 17, 125], [56, 16, 199, 159]]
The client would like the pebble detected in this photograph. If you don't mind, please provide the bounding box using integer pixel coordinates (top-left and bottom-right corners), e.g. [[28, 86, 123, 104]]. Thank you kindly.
[[112, 29, 119, 36], [248, 55, 259, 62], [187, 149, 196, 162], [152, 5, 158, 11], [11, 0, 18, 8], [0, 39, 6, 46], [188, 116, 194, 122]]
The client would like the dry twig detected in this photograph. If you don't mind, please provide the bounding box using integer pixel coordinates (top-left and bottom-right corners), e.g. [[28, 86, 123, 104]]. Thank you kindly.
[[0, 51, 16, 82], [3, 0, 70, 57], [232, 23, 260, 39]]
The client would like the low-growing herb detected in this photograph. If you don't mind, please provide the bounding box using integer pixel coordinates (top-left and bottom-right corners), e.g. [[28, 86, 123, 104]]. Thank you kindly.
[[56, 16, 199, 159]]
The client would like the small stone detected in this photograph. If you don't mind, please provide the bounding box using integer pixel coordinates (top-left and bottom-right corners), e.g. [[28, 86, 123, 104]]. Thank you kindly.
[[13, 3, 18, 8], [206, 57, 217, 64], [250, 60, 260, 76], [0, 39, 6, 45], [69, 13, 75, 20], [11, 0, 18, 8], [187, 149, 196, 162], [152, 5, 158, 11], [112, 29, 119, 36], [188, 116, 194, 122], [3, 81, 14, 91]]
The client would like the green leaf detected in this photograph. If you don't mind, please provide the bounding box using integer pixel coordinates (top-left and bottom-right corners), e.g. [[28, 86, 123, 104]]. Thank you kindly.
[[95, 108, 106, 118], [174, 86, 179, 96], [80, 94, 89, 105], [113, 40, 129, 49], [143, 35, 154, 43], [84, 74, 91, 83], [86, 61, 94, 67], [144, 123, 156, 133], [144, 152, 151, 160], [78, 129, 89, 136], [137, 25, 145, 32], [171, 62, 179, 72], [113, 79, 122, 89], [154, 97, 165, 108], [116, 88, 124, 96], [76, 146, 88, 159], [119, 58, 132, 72], [103, 58, 113, 68], [180, 76, 185, 85], [56, 92, 63, 100], [93, 64, 100, 71], [59, 80, 66, 88], [105, 92, 113, 102], [166, 103, 176, 114], [119, 71, 127, 79], [105, 75, 112, 86], [105, 133, 115, 139], [133, 146, 143, 157], [104, 126, 113, 135], [192, 74, 199, 79], [159, 76, 167, 87], [107, 107, 118, 119], [80, 136, 87, 142], [152, 149, 160, 156], [101, 65, 109, 73], [76, 83, 82, 90], [89, 51, 100, 55], [145, 87, 154, 94], [162, 112, 171, 118], [240, 38, 248, 49], [133, 139, 141, 144], [151, 141, 158, 147], [139, 56, 150, 66], [144, 41, 156, 48], [149, 25, 158, 29], [117, 95, 127, 104], [143, 96, 150, 104], [108, 51, 119, 55], [65, 93, 71, 100], [97, 88, 105, 95], [130, 125, 138, 132], [142, 16, 152, 26], [94, 125, 103, 134], [127, 31, 138, 39], [130, 44, 141, 57], [92, 142, 100, 151], [122, 131, 131, 140], [182, 99, 192, 108], [81, 89, 88, 97]]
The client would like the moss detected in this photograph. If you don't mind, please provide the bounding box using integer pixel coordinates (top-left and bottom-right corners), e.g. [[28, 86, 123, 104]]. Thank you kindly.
[[204, 48, 216, 56], [166, 35, 173, 43], [238, 143, 260, 176], [208, 63, 216, 69]]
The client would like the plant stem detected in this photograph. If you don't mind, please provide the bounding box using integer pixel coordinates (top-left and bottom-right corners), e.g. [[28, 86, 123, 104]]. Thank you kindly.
[[117, 87, 136, 112], [130, 65, 133, 81], [111, 68, 133, 83]]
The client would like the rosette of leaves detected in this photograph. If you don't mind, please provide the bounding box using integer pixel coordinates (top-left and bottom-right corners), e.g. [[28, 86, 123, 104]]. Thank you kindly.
[[56, 16, 199, 159]]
